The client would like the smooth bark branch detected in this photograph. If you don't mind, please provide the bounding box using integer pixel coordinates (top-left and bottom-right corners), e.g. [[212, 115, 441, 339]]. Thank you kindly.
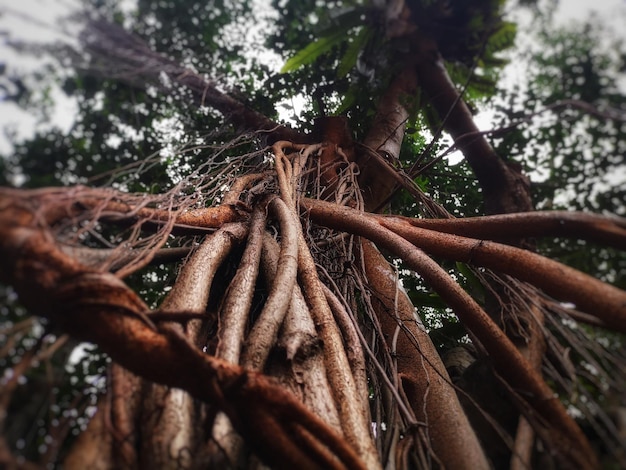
[[273, 140, 316, 209], [413, 34, 550, 463], [78, 196, 245, 229], [399, 211, 626, 249], [321, 284, 370, 423], [303, 198, 598, 469], [60, 245, 192, 270], [0, 186, 245, 229], [161, 224, 247, 315], [216, 207, 267, 363], [378, 216, 626, 333], [360, 239, 490, 470], [211, 207, 266, 465], [305, 200, 626, 332], [222, 172, 269, 205], [242, 198, 299, 369]]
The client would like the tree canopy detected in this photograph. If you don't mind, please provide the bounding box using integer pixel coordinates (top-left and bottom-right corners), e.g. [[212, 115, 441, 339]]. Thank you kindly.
[[1, 0, 625, 469]]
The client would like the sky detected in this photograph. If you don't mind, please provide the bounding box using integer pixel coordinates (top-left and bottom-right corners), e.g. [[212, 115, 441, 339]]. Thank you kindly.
[[0, 0, 624, 155], [552, 0, 624, 23]]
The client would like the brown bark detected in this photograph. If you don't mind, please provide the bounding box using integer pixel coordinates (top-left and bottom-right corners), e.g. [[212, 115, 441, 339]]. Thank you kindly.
[[358, 67, 419, 212], [303, 197, 600, 469], [321, 285, 371, 429], [261, 235, 343, 431], [59, 245, 191, 270], [313, 116, 356, 195], [139, 222, 248, 469], [273, 146, 380, 468], [305, 199, 626, 334], [361, 239, 490, 470], [241, 199, 300, 369], [412, 31, 550, 466], [0, 198, 365, 470], [378, 216, 626, 333], [0, 186, 246, 229], [414, 36, 533, 215], [398, 210, 626, 250]]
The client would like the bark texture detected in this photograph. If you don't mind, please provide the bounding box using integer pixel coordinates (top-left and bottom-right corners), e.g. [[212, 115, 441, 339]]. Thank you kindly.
[[361, 239, 490, 469]]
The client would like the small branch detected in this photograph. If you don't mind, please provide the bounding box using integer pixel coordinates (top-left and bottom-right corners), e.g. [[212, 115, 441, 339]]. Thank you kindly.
[[0, 186, 246, 229], [514, 98, 626, 125], [222, 172, 270, 205], [60, 245, 192, 270]]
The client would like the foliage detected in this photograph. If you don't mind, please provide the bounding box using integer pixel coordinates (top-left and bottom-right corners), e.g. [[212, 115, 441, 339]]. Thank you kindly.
[[492, 15, 626, 288], [493, 18, 626, 215]]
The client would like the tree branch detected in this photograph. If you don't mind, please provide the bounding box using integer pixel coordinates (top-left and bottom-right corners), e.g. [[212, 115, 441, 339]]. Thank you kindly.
[[360, 239, 490, 470], [358, 67, 418, 211], [0, 197, 365, 470], [378, 216, 626, 333], [414, 36, 532, 214], [303, 197, 603, 469], [80, 19, 306, 143], [395, 211, 626, 250]]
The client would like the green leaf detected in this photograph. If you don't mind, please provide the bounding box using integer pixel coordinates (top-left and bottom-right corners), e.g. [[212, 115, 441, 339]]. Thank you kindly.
[[335, 85, 358, 114], [280, 8, 365, 74], [280, 30, 348, 73], [337, 26, 372, 78], [487, 21, 517, 54]]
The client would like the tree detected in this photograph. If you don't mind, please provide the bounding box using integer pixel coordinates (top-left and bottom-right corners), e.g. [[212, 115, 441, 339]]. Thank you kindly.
[[1, 0, 625, 468]]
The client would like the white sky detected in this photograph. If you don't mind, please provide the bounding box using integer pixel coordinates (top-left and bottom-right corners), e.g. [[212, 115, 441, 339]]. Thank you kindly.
[[0, 0, 624, 155], [0, 0, 80, 153]]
